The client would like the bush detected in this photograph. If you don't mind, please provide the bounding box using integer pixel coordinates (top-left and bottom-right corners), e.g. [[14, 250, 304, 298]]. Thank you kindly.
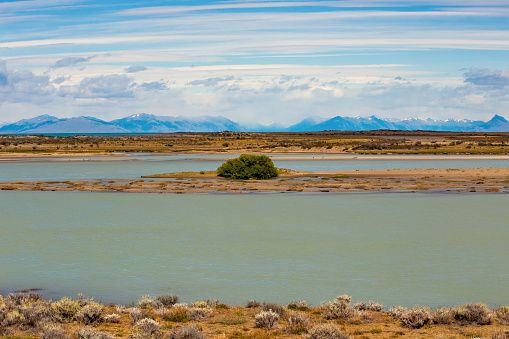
[[261, 302, 286, 318], [246, 300, 260, 308], [77, 327, 114, 339], [399, 307, 432, 328], [41, 325, 66, 339], [388, 305, 408, 318], [138, 295, 161, 309], [129, 308, 148, 325], [497, 306, 509, 324], [76, 303, 103, 324], [455, 303, 493, 325], [432, 307, 455, 324], [162, 305, 191, 323], [19, 302, 54, 329], [217, 154, 278, 180], [322, 295, 356, 320], [135, 318, 162, 339], [254, 310, 279, 329], [169, 324, 205, 339], [286, 312, 310, 334], [306, 324, 351, 339], [155, 294, 179, 308], [188, 307, 211, 321], [52, 297, 81, 322], [104, 313, 121, 323]]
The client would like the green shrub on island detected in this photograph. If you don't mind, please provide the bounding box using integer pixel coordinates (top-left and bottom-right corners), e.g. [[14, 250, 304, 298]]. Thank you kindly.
[[217, 154, 278, 180]]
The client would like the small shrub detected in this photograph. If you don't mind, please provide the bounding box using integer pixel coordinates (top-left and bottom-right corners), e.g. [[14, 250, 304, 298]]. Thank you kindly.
[[76, 303, 103, 324], [388, 305, 408, 318], [76, 293, 94, 307], [322, 295, 356, 320], [41, 325, 66, 339], [254, 310, 280, 329], [129, 308, 148, 325], [455, 303, 493, 325], [306, 324, 351, 339], [399, 306, 432, 328], [286, 312, 310, 334], [246, 300, 260, 308], [497, 306, 509, 324], [104, 313, 121, 323], [52, 297, 81, 322], [492, 330, 509, 339], [217, 154, 278, 180], [216, 303, 229, 309], [163, 305, 191, 323], [288, 301, 310, 312], [19, 302, 54, 329], [192, 301, 210, 309], [77, 327, 114, 339], [432, 307, 455, 324], [169, 324, 205, 339], [155, 294, 179, 308], [354, 301, 383, 312], [261, 303, 286, 318], [135, 318, 162, 339], [188, 307, 211, 321], [138, 295, 161, 309]]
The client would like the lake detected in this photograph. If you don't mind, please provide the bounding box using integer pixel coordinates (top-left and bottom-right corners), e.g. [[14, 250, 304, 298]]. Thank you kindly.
[[1, 190, 508, 308]]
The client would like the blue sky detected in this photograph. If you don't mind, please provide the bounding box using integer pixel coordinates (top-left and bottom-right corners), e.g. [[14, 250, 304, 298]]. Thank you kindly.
[[1, 0, 509, 125]]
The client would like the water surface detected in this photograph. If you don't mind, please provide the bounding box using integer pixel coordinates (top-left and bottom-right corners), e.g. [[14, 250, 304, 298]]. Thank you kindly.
[[1, 191, 507, 307]]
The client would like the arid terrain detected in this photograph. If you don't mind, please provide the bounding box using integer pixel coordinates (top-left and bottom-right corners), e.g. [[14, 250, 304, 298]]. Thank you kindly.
[[1, 292, 508, 339]]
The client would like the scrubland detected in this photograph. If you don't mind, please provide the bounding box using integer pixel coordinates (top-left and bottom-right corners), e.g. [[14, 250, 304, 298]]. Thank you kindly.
[[1, 131, 509, 155], [1, 292, 508, 339]]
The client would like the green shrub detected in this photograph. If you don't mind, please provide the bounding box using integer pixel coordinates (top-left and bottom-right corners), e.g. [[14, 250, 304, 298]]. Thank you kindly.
[[52, 297, 81, 322], [217, 154, 278, 180]]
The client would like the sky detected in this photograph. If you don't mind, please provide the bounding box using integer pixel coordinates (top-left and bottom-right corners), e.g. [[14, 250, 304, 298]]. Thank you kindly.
[[1, 0, 509, 126]]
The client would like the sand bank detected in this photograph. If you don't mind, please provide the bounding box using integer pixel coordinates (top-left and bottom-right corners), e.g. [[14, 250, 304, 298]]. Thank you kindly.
[[1, 167, 508, 194]]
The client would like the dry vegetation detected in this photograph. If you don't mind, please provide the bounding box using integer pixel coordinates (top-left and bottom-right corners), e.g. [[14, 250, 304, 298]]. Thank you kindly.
[[1, 131, 509, 155], [1, 292, 508, 339]]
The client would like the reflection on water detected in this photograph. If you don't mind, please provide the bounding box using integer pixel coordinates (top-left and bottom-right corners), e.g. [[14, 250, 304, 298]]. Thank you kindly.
[[1, 191, 508, 307]]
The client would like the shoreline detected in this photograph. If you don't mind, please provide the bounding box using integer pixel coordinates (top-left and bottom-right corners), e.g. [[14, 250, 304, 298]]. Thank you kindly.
[[1, 167, 508, 194]]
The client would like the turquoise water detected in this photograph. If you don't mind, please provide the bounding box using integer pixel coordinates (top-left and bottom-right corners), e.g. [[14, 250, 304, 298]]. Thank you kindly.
[[1, 153, 509, 182], [1, 191, 508, 307]]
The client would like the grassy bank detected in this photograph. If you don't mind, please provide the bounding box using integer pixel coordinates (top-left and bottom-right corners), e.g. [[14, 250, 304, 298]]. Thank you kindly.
[[1, 292, 508, 339]]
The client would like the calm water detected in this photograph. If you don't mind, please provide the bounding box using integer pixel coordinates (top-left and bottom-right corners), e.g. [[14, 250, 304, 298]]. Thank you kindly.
[[1, 153, 509, 182], [1, 191, 508, 307]]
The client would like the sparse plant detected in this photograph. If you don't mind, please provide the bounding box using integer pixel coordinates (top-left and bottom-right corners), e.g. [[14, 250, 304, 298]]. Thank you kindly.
[[162, 305, 191, 323], [432, 307, 456, 324], [261, 302, 286, 318], [76, 303, 103, 324], [138, 295, 162, 309], [286, 312, 310, 334], [455, 303, 493, 325], [129, 308, 148, 325], [497, 306, 509, 324], [246, 300, 260, 308], [288, 301, 310, 312], [77, 327, 115, 339], [322, 295, 356, 320], [306, 324, 351, 339], [188, 307, 211, 321], [168, 324, 205, 339], [388, 305, 408, 318], [399, 306, 432, 328], [76, 293, 94, 307], [104, 313, 121, 323], [41, 324, 66, 339], [354, 301, 383, 312], [52, 297, 81, 322], [155, 294, 179, 308], [135, 318, 162, 339], [254, 310, 280, 329], [492, 330, 509, 339]]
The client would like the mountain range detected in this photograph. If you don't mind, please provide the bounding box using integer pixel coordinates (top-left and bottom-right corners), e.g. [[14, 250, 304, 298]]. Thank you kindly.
[[0, 113, 508, 134]]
